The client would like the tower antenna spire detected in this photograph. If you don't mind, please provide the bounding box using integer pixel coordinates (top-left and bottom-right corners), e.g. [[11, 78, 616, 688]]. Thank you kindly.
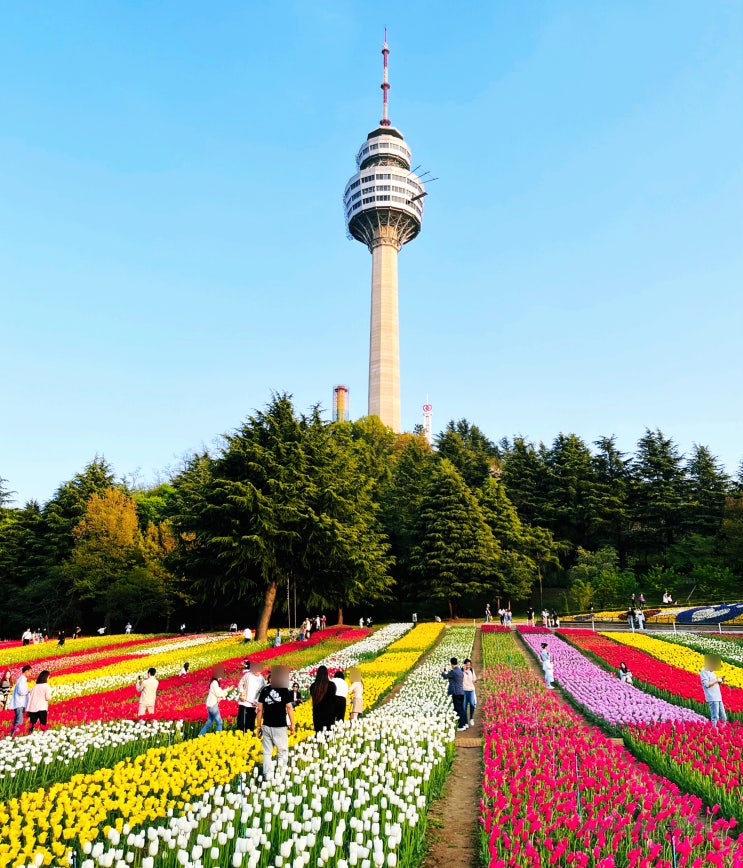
[[380, 29, 391, 127]]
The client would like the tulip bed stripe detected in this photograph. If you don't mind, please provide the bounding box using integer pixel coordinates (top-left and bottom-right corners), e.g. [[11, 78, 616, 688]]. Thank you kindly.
[[519, 632, 704, 727], [0, 720, 185, 802], [652, 631, 743, 669], [602, 632, 743, 689], [480, 632, 743, 867], [558, 630, 735, 718], [625, 721, 743, 822], [13, 629, 367, 732]]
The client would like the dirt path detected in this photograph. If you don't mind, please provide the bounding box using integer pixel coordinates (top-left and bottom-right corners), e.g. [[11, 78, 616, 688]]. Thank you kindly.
[[422, 627, 483, 868]]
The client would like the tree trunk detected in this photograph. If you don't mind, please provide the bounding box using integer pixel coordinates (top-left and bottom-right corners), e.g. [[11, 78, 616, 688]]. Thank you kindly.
[[448, 599, 454, 619], [256, 580, 279, 642], [337, 606, 343, 626]]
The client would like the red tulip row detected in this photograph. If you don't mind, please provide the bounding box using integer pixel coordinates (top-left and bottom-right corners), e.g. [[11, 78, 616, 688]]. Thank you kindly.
[[559, 629, 743, 715], [0, 627, 365, 731], [480, 631, 742, 867]]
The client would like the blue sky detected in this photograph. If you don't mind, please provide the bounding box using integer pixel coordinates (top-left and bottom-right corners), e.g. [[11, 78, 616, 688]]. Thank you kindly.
[[2, 1, 742, 505]]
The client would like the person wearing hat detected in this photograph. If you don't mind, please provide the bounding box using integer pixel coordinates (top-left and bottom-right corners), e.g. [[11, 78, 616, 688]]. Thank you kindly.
[[236, 659, 265, 732]]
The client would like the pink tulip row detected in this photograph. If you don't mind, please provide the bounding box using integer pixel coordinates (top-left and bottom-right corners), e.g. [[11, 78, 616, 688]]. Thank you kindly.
[[626, 721, 743, 821], [480, 632, 742, 867]]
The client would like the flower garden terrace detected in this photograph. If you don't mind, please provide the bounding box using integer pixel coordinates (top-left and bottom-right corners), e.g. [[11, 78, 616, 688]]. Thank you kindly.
[[6, 623, 743, 866]]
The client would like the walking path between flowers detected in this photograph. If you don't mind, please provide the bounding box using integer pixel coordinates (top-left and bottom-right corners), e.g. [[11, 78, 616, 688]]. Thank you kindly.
[[422, 625, 483, 868]]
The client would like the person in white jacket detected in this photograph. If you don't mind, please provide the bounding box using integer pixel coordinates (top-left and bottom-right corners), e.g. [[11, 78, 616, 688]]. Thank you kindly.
[[199, 676, 228, 735]]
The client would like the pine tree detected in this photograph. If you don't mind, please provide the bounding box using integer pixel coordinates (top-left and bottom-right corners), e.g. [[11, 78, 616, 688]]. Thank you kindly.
[[409, 459, 499, 618], [435, 419, 499, 489]]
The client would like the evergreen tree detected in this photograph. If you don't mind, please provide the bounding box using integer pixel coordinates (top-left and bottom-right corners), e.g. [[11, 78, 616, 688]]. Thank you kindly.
[[630, 429, 688, 566], [436, 419, 499, 489], [685, 444, 730, 536], [409, 459, 499, 618], [300, 418, 394, 624], [172, 395, 308, 641], [592, 436, 632, 566], [542, 433, 600, 554], [499, 436, 548, 526], [379, 434, 433, 596]]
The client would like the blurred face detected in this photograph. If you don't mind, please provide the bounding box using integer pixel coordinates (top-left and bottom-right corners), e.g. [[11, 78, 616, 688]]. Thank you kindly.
[[272, 665, 289, 689], [704, 655, 722, 671]]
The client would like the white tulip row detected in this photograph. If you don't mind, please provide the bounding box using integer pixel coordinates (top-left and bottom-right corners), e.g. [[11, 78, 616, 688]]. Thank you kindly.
[[62, 627, 474, 868], [0, 719, 183, 792], [49, 635, 234, 701], [290, 623, 414, 689], [375, 626, 476, 720]]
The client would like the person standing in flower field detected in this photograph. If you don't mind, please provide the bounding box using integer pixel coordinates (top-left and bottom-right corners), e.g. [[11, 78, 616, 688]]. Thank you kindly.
[[310, 665, 337, 734], [441, 657, 468, 731], [8, 665, 31, 735], [135, 668, 159, 717], [0, 670, 11, 710], [347, 668, 364, 721], [700, 655, 728, 726], [255, 665, 295, 779], [540, 643, 555, 689], [26, 670, 51, 732], [332, 670, 348, 723], [236, 659, 265, 732], [200, 675, 229, 735], [462, 658, 477, 728]]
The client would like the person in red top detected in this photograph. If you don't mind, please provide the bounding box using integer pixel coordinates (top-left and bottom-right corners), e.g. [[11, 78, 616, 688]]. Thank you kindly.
[[26, 670, 52, 732]]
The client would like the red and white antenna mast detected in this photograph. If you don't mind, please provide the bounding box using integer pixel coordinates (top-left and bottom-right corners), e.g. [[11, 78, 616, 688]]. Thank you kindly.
[[380, 29, 391, 127]]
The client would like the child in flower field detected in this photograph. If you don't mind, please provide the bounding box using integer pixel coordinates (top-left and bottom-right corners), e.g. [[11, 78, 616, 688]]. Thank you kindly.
[[26, 669, 51, 731], [618, 662, 633, 685], [0, 670, 11, 710], [347, 668, 363, 720]]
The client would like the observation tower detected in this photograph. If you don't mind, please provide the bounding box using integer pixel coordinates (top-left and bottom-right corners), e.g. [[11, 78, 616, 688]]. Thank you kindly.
[[343, 32, 426, 432]]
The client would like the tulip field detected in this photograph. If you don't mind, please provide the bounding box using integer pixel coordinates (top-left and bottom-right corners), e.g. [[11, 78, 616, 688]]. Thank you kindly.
[[7, 620, 743, 868], [0, 622, 478, 868], [479, 630, 743, 868]]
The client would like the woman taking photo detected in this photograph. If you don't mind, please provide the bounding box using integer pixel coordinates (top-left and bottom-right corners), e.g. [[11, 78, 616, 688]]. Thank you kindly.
[[309, 665, 336, 734]]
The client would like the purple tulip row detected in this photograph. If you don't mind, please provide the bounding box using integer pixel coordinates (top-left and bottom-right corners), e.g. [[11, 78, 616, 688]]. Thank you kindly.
[[521, 632, 704, 726]]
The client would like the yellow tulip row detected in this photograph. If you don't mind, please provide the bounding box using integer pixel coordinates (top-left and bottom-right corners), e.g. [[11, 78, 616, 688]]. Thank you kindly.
[[0, 731, 263, 867], [383, 622, 444, 652], [0, 635, 163, 667], [50, 637, 249, 688], [602, 631, 743, 688]]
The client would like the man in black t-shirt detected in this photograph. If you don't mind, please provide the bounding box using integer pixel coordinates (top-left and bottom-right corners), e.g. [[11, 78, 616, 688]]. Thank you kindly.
[[255, 665, 295, 779]]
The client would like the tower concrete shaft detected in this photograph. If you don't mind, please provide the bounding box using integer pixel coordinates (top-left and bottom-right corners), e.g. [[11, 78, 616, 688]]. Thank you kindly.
[[369, 233, 401, 430]]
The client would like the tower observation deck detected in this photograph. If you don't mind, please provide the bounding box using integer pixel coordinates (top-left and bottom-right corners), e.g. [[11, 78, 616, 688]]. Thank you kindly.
[[343, 33, 425, 432]]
